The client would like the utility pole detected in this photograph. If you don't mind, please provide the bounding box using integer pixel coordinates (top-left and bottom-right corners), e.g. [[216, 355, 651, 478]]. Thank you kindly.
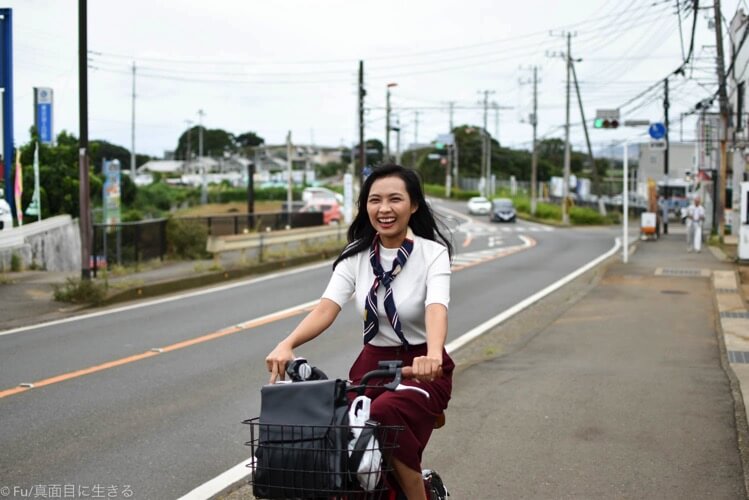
[[184, 120, 192, 162], [357, 60, 365, 180], [78, 0, 92, 280], [479, 90, 495, 197], [530, 66, 539, 215], [664, 77, 670, 234], [414, 110, 419, 145], [286, 131, 293, 227], [385, 83, 397, 162], [563, 32, 573, 225], [198, 109, 206, 204], [447, 101, 455, 131], [570, 60, 599, 207], [713, 0, 729, 238], [130, 61, 136, 180]]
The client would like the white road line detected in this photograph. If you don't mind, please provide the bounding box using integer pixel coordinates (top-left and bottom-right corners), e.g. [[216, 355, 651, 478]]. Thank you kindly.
[[177, 458, 254, 500], [445, 237, 621, 353], [0, 260, 334, 337]]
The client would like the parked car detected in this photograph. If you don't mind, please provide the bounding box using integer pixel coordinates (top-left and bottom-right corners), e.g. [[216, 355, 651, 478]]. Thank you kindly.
[[299, 199, 342, 225], [302, 187, 344, 204], [490, 198, 517, 223], [466, 196, 492, 215], [0, 189, 12, 231]]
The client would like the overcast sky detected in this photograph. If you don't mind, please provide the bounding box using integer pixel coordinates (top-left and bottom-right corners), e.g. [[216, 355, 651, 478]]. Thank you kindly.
[[3, 0, 747, 158]]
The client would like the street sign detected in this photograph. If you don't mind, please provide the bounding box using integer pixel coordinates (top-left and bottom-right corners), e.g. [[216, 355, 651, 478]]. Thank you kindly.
[[595, 109, 620, 120], [648, 122, 666, 140], [623, 120, 649, 127], [436, 133, 455, 146], [649, 140, 666, 151], [34, 87, 54, 145], [427, 153, 441, 160]]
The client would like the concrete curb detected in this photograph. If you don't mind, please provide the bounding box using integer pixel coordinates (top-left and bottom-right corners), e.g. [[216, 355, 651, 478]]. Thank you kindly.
[[96, 249, 345, 307], [712, 269, 749, 498]]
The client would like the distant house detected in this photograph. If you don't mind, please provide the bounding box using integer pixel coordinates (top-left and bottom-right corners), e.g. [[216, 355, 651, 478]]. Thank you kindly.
[[137, 160, 184, 175]]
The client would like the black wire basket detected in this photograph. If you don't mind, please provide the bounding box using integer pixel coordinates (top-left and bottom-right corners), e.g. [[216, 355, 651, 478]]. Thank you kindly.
[[243, 417, 403, 499]]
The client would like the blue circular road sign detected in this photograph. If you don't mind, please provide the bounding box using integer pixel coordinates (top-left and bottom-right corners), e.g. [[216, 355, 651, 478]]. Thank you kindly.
[[648, 122, 666, 140]]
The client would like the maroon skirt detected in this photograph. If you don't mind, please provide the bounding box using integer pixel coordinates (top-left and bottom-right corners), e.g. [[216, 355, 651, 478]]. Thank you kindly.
[[348, 343, 454, 473]]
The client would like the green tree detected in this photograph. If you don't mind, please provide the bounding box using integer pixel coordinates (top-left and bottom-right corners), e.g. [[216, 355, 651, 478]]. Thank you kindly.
[[175, 126, 236, 159], [235, 131, 265, 149]]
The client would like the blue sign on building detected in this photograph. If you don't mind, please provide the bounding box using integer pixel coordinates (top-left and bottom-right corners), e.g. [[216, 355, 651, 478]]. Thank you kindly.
[[34, 87, 53, 145]]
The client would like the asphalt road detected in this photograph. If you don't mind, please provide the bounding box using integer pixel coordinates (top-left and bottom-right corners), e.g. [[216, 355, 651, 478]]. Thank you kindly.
[[0, 203, 621, 499]]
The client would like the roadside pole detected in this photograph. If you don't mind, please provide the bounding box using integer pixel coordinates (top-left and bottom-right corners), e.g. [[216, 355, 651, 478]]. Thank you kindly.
[[623, 139, 629, 263]]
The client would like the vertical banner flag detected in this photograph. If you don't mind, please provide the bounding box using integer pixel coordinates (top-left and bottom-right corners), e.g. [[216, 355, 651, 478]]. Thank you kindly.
[[14, 148, 22, 226], [25, 141, 41, 220], [34, 87, 53, 145], [102, 159, 122, 228]]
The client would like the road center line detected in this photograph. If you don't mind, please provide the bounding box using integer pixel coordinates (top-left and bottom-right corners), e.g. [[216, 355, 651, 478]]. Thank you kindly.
[[0, 300, 318, 400], [0, 235, 539, 400]]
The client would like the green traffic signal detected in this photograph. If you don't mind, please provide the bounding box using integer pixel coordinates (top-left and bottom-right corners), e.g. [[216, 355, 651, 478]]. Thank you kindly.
[[593, 118, 619, 129]]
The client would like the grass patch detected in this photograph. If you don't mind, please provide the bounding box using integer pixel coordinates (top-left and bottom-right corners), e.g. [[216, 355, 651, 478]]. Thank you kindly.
[[173, 200, 283, 217], [53, 277, 108, 305]]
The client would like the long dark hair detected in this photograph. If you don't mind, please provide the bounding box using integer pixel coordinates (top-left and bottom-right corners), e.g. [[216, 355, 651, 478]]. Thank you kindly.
[[333, 164, 453, 269]]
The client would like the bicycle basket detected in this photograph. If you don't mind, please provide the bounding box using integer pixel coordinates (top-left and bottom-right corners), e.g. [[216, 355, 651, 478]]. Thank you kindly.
[[244, 417, 403, 499]]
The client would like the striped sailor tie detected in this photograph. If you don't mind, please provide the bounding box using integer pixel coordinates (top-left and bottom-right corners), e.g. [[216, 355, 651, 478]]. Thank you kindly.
[[363, 235, 413, 346]]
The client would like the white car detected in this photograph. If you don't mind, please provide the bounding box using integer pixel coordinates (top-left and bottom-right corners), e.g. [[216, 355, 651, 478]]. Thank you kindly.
[[0, 189, 13, 231], [466, 196, 492, 215], [302, 187, 344, 204]]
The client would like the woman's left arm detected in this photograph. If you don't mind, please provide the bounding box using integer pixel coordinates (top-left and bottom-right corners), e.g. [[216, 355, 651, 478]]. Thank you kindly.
[[412, 303, 448, 381]]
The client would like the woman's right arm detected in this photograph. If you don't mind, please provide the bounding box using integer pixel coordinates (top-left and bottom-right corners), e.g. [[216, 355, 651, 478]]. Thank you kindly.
[[265, 298, 342, 383]]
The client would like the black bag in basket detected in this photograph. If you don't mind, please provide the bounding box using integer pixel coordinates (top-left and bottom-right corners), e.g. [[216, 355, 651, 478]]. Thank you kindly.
[[253, 378, 350, 499]]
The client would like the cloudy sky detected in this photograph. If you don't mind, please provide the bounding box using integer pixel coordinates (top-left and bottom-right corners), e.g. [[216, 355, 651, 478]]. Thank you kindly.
[[3, 0, 747, 157]]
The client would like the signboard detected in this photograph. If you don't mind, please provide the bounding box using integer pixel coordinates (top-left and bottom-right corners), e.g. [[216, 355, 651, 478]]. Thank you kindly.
[[102, 159, 121, 226], [649, 140, 666, 151], [34, 87, 53, 145], [696, 113, 720, 171], [595, 109, 620, 120], [648, 122, 666, 140], [436, 133, 455, 146]]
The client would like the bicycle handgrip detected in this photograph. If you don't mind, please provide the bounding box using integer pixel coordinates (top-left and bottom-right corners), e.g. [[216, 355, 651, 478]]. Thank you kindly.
[[401, 366, 444, 379]]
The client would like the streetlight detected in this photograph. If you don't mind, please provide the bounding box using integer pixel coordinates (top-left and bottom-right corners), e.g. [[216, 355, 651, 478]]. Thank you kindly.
[[385, 83, 398, 162]]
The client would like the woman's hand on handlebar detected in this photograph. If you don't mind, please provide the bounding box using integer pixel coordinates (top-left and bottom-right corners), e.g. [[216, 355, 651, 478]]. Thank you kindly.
[[265, 341, 295, 384], [410, 355, 443, 382]]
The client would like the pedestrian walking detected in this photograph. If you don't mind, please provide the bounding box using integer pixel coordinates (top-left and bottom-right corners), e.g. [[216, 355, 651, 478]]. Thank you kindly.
[[686, 196, 705, 252], [659, 195, 670, 235]]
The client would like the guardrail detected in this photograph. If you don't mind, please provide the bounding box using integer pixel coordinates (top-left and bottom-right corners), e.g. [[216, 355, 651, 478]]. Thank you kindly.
[[206, 224, 347, 262]]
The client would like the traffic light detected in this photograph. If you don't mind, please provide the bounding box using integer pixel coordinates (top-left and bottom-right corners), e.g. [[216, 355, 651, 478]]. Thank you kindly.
[[594, 109, 620, 129], [593, 118, 619, 129]]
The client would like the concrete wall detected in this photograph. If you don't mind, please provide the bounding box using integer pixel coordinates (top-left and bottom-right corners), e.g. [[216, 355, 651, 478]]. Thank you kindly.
[[0, 215, 81, 271]]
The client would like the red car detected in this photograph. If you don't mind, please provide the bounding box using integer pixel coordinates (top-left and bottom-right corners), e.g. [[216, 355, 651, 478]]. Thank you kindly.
[[299, 200, 342, 225]]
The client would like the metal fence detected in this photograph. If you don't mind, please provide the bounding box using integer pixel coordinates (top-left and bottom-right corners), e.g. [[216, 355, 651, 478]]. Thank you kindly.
[[91, 211, 325, 275], [92, 219, 168, 275], [179, 211, 323, 237]]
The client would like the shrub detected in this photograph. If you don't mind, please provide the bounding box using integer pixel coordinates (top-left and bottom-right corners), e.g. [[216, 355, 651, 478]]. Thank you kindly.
[[10, 253, 22, 272], [166, 217, 209, 259], [535, 202, 562, 220], [570, 206, 606, 225], [53, 277, 107, 305]]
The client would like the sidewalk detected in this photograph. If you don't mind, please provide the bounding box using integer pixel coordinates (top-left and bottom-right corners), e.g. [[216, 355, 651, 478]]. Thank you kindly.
[[430, 225, 749, 499]]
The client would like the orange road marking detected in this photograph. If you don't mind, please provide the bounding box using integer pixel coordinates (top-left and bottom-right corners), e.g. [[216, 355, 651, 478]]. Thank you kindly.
[[0, 237, 538, 401], [0, 302, 317, 400]]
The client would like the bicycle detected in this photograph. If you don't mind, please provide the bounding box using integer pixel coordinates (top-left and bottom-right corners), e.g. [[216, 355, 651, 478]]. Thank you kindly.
[[244, 359, 450, 499]]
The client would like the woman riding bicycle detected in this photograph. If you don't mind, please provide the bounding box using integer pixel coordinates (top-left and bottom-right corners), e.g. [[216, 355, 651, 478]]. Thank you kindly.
[[265, 164, 454, 500]]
